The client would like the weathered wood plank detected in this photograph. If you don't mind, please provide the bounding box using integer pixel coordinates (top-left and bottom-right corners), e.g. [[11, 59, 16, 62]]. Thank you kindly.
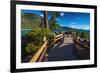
[[75, 40, 89, 49], [55, 34, 63, 38], [54, 33, 64, 43], [38, 46, 47, 62], [29, 41, 47, 62], [54, 36, 63, 43]]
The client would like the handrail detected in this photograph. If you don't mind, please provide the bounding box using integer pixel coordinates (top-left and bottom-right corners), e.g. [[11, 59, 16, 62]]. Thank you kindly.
[[55, 34, 63, 38], [54, 36, 63, 42], [29, 41, 47, 62], [54, 33, 64, 43], [29, 33, 64, 62], [77, 41, 89, 49], [74, 39, 89, 49]]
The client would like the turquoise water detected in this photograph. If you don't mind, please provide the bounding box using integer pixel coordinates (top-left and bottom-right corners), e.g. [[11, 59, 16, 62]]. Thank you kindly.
[[21, 29, 89, 36], [21, 29, 32, 36]]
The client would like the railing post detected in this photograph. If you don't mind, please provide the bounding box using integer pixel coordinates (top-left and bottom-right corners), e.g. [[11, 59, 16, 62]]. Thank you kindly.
[[29, 41, 48, 62], [44, 53, 48, 62], [43, 36, 46, 42]]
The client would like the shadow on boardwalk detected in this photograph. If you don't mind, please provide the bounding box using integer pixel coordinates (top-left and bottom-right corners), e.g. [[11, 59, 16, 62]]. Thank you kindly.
[[48, 37, 78, 61]]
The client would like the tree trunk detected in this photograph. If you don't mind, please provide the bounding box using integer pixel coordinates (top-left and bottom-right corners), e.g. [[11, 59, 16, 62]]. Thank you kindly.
[[44, 11, 49, 29]]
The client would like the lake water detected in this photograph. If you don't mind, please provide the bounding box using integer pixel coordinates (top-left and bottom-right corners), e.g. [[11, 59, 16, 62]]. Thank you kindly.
[[21, 29, 32, 36], [21, 29, 90, 36]]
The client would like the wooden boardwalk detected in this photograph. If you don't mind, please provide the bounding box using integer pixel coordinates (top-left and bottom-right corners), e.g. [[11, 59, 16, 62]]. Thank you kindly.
[[48, 35, 77, 61], [29, 34, 90, 63]]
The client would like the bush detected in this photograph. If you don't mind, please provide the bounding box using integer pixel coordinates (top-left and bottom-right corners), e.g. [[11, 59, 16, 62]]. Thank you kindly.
[[41, 28, 54, 47], [80, 32, 90, 39], [25, 42, 40, 54], [27, 28, 43, 45], [22, 27, 55, 56]]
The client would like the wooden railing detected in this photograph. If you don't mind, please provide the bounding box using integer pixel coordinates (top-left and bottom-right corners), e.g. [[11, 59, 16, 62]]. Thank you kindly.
[[54, 33, 64, 43], [29, 33, 64, 63], [73, 38, 90, 49], [29, 41, 47, 62], [73, 38, 90, 59], [75, 40, 89, 49]]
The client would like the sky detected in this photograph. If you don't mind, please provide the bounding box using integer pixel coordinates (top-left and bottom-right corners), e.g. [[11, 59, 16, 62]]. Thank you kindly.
[[21, 10, 90, 30]]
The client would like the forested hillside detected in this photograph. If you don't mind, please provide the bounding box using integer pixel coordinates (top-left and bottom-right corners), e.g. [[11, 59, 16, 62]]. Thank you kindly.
[[21, 12, 43, 29]]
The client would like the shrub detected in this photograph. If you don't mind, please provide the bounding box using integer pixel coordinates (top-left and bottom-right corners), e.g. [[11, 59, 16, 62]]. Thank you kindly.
[[41, 28, 54, 46], [25, 42, 40, 54], [80, 32, 90, 39], [22, 28, 54, 56]]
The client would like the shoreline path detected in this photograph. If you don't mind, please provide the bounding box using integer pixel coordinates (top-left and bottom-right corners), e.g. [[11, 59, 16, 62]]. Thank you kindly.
[[48, 35, 77, 61]]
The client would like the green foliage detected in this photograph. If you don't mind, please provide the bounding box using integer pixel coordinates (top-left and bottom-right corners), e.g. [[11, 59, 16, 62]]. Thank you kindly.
[[80, 32, 90, 39], [49, 12, 61, 30], [21, 12, 43, 29], [76, 31, 81, 37], [75, 31, 89, 39], [41, 28, 54, 47], [49, 12, 60, 23], [22, 28, 54, 56], [50, 23, 60, 30], [28, 28, 43, 43], [25, 42, 40, 54]]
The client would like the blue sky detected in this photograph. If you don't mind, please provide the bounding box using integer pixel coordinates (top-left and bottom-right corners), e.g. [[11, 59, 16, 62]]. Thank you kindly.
[[22, 10, 90, 30]]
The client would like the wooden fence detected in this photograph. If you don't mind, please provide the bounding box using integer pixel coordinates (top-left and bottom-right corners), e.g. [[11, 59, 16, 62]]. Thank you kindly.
[[73, 38, 90, 59], [73, 38, 90, 49], [54, 33, 64, 43], [30, 41, 47, 62], [29, 33, 64, 63]]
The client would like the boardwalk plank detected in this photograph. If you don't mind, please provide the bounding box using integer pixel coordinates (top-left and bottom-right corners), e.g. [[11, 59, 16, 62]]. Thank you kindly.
[[48, 36, 77, 61]]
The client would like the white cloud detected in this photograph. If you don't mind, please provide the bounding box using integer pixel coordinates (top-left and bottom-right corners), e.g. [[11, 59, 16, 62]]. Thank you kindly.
[[60, 12, 64, 16], [82, 26, 90, 30], [69, 22, 77, 28], [68, 23, 90, 30], [40, 14, 44, 17], [70, 22, 77, 25], [76, 25, 90, 30], [70, 25, 76, 28]]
